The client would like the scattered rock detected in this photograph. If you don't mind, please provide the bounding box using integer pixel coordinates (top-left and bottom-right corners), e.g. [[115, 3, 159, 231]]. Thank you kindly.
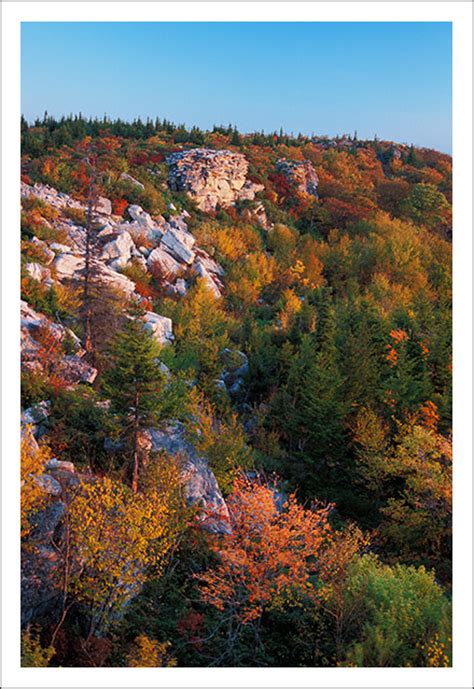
[[31, 237, 55, 265], [147, 245, 183, 280], [33, 474, 62, 497], [45, 458, 76, 473], [166, 277, 188, 298], [161, 225, 195, 264], [220, 348, 249, 398], [21, 182, 84, 210], [21, 401, 51, 426]]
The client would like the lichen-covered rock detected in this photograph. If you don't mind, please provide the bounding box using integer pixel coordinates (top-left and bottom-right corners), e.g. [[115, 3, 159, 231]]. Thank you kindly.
[[146, 422, 231, 534], [167, 148, 264, 212], [276, 158, 319, 197]]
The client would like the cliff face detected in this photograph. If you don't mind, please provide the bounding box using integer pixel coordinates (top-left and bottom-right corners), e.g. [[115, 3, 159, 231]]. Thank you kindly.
[[276, 158, 319, 197], [167, 148, 264, 212]]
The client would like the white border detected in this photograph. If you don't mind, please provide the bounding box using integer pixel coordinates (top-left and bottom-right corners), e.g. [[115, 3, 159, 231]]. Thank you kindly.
[[2, 3, 472, 688]]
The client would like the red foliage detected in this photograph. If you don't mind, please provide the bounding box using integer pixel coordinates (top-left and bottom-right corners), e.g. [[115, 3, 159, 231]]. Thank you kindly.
[[112, 198, 128, 216]]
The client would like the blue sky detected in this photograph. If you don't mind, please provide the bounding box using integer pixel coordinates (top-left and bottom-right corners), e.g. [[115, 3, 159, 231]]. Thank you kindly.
[[21, 22, 452, 153]]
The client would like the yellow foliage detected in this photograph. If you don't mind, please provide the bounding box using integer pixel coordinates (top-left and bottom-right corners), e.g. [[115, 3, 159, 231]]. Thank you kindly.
[[21, 425, 51, 537], [21, 626, 55, 667], [126, 635, 176, 667]]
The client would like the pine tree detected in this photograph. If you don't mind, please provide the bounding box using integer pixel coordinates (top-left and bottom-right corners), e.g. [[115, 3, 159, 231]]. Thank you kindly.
[[102, 315, 167, 491]]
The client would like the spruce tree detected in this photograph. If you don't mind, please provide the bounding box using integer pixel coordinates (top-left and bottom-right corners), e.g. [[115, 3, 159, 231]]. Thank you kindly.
[[102, 316, 167, 492]]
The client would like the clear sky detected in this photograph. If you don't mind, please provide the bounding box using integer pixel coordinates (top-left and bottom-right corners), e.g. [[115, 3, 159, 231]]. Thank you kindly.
[[21, 22, 452, 153]]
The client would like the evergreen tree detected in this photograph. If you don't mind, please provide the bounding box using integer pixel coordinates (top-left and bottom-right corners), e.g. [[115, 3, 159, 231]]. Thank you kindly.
[[102, 315, 167, 491]]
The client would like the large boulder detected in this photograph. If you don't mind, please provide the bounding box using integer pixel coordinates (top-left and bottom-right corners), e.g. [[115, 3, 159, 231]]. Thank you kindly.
[[31, 237, 55, 265], [95, 263, 136, 297], [167, 148, 264, 212], [147, 246, 183, 280], [275, 158, 319, 197], [100, 231, 135, 267], [53, 253, 85, 279], [146, 422, 231, 534], [160, 225, 195, 265], [143, 311, 174, 346]]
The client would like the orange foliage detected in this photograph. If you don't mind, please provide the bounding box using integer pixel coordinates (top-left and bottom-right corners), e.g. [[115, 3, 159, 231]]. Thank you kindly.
[[196, 476, 333, 623]]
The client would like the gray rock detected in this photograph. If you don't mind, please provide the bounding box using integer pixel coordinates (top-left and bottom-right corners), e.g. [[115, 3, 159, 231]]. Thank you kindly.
[[54, 355, 98, 385], [146, 422, 231, 534], [22, 401, 51, 426], [34, 474, 62, 496], [167, 148, 263, 212], [95, 196, 112, 215], [25, 262, 52, 284], [120, 172, 145, 190], [166, 277, 188, 298], [143, 311, 174, 346], [100, 231, 135, 267], [161, 226, 195, 264], [53, 253, 85, 279], [147, 245, 183, 279], [31, 237, 55, 265], [276, 158, 319, 197], [45, 458, 75, 473]]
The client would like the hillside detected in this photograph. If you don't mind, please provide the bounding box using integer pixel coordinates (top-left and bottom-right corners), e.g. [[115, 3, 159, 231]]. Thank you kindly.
[[20, 116, 452, 668]]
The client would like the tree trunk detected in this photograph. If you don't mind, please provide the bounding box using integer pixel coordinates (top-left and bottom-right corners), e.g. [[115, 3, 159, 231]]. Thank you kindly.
[[131, 389, 140, 492]]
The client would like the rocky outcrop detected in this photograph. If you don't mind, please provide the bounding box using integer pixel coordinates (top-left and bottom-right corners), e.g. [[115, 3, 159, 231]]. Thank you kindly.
[[22, 175, 226, 302], [21, 301, 98, 385], [167, 148, 264, 212], [21, 181, 84, 211], [276, 158, 319, 197], [146, 422, 231, 534]]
